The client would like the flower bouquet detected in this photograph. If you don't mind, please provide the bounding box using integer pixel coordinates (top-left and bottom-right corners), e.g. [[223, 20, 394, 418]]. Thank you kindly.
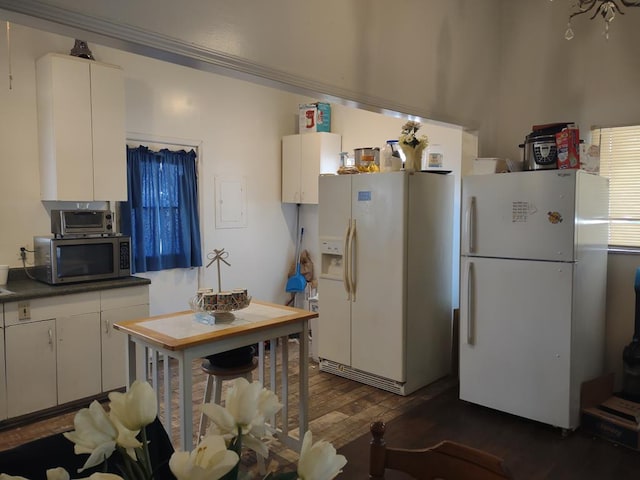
[[1, 379, 346, 480], [398, 121, 429, 172]]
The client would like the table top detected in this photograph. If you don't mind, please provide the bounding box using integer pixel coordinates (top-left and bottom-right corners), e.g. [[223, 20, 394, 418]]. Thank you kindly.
[[113, 300, 317, 351]]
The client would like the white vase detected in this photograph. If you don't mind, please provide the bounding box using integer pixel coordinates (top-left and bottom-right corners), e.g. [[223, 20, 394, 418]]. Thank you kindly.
[[402, 147, 423, 172]]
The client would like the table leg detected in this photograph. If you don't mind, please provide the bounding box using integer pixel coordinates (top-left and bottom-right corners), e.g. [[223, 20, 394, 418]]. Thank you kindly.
[[269, 338, 277, 389], [269, 337, 277, 426], [299, 320, 309, 442], [162, 352, 171, 435], [149, 350, 160, 423], [126, 335, 137, 386], [179, 356, 194, 451], [281, 335, 289, 439], [258, 341, 265, 386]]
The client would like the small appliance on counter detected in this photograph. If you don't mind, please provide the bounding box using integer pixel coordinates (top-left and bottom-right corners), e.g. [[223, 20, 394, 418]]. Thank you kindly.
[[519, 122, 573, 171], [51, 209, 114, 237], [33, 208, 130, 284], [33, 235, 131, 284]]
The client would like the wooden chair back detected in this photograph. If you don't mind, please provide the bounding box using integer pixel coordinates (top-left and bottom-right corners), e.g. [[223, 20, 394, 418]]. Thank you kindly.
[[369, 421, 512, 480]]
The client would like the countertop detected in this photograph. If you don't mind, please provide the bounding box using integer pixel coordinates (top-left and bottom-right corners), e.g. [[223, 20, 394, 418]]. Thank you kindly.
[[0, 269, 151, 304]]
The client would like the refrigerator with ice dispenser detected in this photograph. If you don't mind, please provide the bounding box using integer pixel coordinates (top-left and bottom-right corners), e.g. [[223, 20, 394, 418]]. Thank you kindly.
[[317, 171, 454, 395], [459, 169, 609, 430]]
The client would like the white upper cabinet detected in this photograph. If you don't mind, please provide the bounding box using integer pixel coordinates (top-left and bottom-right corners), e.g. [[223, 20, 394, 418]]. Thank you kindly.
[[36, 53, 127, 201], [282, 133, 341, 204]]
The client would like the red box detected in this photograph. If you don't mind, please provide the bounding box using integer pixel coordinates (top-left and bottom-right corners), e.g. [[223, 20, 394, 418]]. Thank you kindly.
[[556, 127, 580, 169]]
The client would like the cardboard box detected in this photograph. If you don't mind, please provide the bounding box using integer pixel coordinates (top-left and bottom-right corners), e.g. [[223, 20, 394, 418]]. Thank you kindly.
[[299, 102, 331, 133], [556, 126, 580, 170], [581, 373, 640, 450]]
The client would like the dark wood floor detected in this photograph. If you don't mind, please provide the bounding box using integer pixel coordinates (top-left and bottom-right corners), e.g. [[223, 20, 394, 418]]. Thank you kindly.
[[339, 385, 640, 479], [2, 340, 640, 478]]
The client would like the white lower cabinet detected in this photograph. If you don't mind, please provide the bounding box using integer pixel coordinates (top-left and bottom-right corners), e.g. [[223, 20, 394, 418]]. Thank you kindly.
[[6, 319, 57, 417], [57, 312, 102, 404], [101, 286, 149, 391], [2, 284, 149, 420]]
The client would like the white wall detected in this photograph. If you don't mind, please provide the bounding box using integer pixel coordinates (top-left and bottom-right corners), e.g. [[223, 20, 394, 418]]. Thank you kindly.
[[0, 25, 299, 311], [494, 0, 640, 162], [0, 0, 503, 152], [0, 23, 466, 316]]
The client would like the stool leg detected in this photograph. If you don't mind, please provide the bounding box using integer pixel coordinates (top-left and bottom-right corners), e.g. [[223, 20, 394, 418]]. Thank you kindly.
[[213, 376, 223, 404], [198, 375, 214, 440], [257, 453, 266, 475]]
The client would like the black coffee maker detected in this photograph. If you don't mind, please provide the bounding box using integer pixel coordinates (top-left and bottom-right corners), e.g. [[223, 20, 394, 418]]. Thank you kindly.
[[622, 268, 640, 400]]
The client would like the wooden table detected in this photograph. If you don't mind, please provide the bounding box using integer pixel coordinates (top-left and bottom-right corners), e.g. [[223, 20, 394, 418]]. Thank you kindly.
[[114, 300, 317, 452]]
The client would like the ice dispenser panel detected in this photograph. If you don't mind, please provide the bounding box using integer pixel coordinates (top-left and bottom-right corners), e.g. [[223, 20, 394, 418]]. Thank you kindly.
[[320, 237, 344, 280]]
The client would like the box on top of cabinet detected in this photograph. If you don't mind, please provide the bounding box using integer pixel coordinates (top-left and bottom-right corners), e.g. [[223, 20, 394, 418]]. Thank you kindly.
[[299, 102, 331, 134]]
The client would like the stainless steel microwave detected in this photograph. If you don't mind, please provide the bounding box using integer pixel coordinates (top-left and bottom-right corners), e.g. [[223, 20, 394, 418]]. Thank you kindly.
[[33, 235, 131, 284]]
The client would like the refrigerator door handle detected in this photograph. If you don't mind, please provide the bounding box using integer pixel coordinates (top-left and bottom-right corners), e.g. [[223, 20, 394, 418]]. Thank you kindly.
[[466, 261, 475, 345], [349, 219, 357, 302], [343, 220, 352, 300], [466, 196, 477, 254]]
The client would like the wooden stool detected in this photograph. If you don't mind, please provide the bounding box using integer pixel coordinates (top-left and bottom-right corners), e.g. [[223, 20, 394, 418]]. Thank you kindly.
[[198, 356, 264, 473], [198, 356, 259, 438]]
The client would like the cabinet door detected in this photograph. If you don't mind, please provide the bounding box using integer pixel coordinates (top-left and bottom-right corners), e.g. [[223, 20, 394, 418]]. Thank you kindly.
[[6, 320, 57, 417], [101, 303, 149, 391], [282, 133, 341, 204], [299, 134, 321, 204], [36, 54, 93, 201], [91, 62, 127, 201], [57, 313, 102, 404], [282, 135, 301, 203], [299, 133, 341, 204], [0, 327, 6, 420]]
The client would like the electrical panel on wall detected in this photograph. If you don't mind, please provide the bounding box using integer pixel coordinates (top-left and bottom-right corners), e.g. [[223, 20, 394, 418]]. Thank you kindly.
[[215, 176, 247, 229]]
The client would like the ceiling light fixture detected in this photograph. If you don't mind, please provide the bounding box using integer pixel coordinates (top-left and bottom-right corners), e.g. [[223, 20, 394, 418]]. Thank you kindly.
[[551, 0, 640, 40]]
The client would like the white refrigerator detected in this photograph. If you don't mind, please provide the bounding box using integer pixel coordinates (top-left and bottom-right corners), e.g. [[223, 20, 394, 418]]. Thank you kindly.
[[459, 169, 609, 430], [317, 171, 454, 395]]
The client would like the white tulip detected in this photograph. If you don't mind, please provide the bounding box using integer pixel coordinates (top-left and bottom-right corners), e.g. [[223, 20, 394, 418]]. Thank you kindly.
[[63, 401, 139, 472], [201, 378, 282, 458], [169, 435, 239, 480], [0, 475, 30, 480], [45, 468, 69, 480], [108, 380, 158, 431], [224, 377, 265, 428], [297, 431, 347, 480], [84, 474, 125, 480]]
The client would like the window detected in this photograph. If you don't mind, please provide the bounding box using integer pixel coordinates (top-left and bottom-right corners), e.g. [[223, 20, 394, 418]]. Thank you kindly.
[[592, 126, 640, 248], [121, 146, 203, 272]]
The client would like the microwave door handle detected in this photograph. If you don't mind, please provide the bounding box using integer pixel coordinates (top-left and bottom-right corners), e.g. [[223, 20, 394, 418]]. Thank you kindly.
[[343, 220, 352, 301]]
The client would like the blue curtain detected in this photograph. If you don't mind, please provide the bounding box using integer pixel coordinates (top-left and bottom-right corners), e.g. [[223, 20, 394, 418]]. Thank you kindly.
[[121, 146, 203, 273]]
